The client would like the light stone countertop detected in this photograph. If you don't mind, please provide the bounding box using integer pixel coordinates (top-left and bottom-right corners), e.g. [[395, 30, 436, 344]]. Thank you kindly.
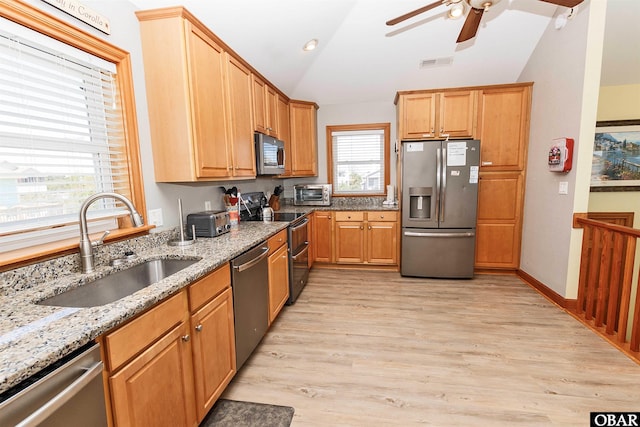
[[0, 201, 399, 396], [0, 221, 288, 396]]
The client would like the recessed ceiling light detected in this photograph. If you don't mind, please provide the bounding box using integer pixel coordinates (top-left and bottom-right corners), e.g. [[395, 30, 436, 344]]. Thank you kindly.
[[303, 39, 318, 51]]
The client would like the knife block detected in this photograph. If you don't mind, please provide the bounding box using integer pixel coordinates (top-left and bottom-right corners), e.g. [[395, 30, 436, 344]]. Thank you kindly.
[[268, 195, 280, 211]]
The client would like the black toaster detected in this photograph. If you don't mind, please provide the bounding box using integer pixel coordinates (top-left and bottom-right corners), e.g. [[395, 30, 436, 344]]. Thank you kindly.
[[186, 210, 231, 238]]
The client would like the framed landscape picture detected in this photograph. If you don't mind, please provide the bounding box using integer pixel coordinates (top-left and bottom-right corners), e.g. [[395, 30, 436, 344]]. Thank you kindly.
[[591, 119, 640, 191]]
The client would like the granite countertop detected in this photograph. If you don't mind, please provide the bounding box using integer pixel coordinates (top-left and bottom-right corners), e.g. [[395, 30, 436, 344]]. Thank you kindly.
[[0, 201, 399, 395], [0, 221, 289, 395]]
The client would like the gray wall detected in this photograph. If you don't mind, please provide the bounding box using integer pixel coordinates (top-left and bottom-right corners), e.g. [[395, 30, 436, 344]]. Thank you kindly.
[[518, 1, 607, 297]]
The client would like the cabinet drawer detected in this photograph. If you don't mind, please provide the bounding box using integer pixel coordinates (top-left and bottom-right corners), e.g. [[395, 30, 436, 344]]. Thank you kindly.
[[267, 229, 288, 254], [366, 211, 397, 222], [334, 211, 364, 222], [104, 291, 187, 372], [188, 263, 231, 312]]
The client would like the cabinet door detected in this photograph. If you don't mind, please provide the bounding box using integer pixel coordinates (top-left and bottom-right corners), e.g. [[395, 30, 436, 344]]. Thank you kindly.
[[399, 93, 437, 140], [110, 322, 196, 427], [475, 172, 523, 269], [268, 243, 290, 324], [477, 86, 531, 171], [191, 287, 236, 421], [364, 211, 398, 266], [252, 75, 267, 134], [278, 96, 291, 176], [439, 90, 477, 139], [289, 101, 318, 176], [335, 221, 365, 263], [314, 211, 333, 263], [226, 54, 256, 177], [187, 23, 231, 178], [266, 85, 279, 137]]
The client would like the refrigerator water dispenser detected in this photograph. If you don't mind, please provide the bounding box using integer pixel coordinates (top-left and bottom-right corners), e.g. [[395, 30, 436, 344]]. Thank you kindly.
[[409, 187, 431, 219]]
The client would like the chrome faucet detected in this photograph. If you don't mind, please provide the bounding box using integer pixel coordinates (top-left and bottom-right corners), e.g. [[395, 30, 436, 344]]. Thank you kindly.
[[79, 192, 144, 274]]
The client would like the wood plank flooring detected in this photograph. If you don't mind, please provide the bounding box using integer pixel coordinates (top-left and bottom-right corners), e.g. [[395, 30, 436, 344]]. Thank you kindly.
[[221, 269, 640, 426]]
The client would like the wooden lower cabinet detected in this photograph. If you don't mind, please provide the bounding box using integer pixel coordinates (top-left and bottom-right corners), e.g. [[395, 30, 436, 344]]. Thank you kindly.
[[267, 230, 290, 324], [190, 287, 235, 421], [109, 320, 197, 427], [331, 211, 398, 267], [313, 211, 333, 263], [475, 172, 524, 269], [103, 264, 235, 426]]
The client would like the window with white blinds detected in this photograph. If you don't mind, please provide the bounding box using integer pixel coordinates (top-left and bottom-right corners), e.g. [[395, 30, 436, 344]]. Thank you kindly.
[[328, 124, 390, 195], [0, 21, 130, 246]]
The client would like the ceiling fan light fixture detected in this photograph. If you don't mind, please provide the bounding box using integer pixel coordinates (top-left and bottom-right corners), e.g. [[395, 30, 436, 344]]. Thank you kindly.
[[303, 39, 318, 52], [448, 2, 466, 19]]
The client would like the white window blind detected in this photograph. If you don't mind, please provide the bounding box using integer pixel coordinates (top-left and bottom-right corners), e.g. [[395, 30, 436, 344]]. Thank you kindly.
[[331, 129, 385, 194], [0, 21, 130, 245]]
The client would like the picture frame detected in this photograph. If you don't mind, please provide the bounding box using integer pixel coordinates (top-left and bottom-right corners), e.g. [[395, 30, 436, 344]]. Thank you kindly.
[[590, 119, 640, 192]]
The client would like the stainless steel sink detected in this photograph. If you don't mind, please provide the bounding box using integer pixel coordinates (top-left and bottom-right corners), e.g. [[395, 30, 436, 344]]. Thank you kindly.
[[37, 258, 200, 308]]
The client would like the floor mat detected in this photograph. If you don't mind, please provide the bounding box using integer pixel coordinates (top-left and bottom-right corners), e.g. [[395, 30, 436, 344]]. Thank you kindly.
[[200, 399, 295, 427]]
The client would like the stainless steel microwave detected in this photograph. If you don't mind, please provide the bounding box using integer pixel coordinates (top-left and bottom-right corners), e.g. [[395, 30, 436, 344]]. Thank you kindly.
[[293, 184, 332, 206], [255, 132, 284, 175]]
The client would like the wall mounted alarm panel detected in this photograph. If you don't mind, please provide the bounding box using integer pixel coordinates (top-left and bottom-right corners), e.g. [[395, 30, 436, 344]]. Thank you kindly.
[[548, 137, 574, 173]]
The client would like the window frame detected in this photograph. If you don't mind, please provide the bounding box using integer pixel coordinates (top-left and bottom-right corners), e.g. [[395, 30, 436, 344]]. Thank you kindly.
[[0, 0, 148, 269], [326, 123, 390, 197]]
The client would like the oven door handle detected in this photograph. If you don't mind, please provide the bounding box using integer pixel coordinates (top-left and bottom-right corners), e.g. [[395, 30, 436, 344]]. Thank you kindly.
[[289, 217, 309, 232], [233, 246, 269, 272], [291, 242, 310, 261]]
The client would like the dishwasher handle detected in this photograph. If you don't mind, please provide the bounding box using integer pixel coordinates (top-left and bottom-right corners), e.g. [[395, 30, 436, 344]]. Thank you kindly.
[[16, 360, 104, 427], [233, 246, 269, 272]]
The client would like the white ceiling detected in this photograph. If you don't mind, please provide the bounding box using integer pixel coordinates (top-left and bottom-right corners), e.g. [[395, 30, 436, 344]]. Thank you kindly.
[[129, 0, 639, 105]]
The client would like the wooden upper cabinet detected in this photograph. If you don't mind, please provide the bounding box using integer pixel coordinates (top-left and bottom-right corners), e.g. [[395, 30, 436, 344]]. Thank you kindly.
[[398, 90, 477, 140], [439, 90, 477, 139], [226, 54, 256, 177], [289, 100, 318, 177], [252, 74, 267, 134], [278, 95, 292, 176], [266, 85, 279, 137], [477, 85, 532, 171], [137, 7, 263, 181], [187, 23, 231, 178], [398, 92, 436, 139]]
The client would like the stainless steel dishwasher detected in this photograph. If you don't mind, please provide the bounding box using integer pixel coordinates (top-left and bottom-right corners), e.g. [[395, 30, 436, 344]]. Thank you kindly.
[[231, 241, 269, 370], [0, 343, 107, 426]]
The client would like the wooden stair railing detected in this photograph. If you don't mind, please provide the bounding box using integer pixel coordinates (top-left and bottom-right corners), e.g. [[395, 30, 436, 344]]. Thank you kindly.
[[573, 213, 640, 361]]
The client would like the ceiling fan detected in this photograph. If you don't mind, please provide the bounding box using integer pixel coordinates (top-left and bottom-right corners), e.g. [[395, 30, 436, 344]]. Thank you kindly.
[[386, 0, 584, 43]]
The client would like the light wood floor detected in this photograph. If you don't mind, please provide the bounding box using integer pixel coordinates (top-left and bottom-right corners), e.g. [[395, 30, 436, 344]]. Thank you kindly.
[[221, 269, 640, 426]]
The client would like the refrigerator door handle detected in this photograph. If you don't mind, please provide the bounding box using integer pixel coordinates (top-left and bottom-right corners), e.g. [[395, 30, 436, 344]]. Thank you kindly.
[[404, 231, 475, 238], [441, 147, 446, 223], [435, 147, 441, 222]]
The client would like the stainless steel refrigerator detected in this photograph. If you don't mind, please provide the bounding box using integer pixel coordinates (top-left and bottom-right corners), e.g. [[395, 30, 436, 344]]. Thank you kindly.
[[401, 139, 480, 278]]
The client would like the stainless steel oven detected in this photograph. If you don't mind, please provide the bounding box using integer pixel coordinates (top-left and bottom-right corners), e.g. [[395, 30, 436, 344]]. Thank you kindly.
[[284, 214, 310, 304]]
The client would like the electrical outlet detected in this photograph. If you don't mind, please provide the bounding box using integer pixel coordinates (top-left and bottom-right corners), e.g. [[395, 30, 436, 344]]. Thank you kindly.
[[204, 201, 212, 211], [148, 208, 163, 227], [559, 181, 569, 195]]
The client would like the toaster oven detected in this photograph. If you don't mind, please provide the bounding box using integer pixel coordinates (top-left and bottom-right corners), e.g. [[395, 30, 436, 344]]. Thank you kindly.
[[293, 184, 332, 206]]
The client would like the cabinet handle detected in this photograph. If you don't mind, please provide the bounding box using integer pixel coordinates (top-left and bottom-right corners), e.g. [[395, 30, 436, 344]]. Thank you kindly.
[[182, 335, 190, 342], [380, 215, 384, 218], [360, 226, 364, 230], [328, 215, 332, 219], [195, 324, 203, 332], [368, 225, 371, 230]]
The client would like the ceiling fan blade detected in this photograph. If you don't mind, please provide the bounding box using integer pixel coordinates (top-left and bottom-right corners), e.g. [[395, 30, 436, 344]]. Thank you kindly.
[[456, 8, 484, 43], [538, 0, 583, 7], [386, 0, 444, 26]]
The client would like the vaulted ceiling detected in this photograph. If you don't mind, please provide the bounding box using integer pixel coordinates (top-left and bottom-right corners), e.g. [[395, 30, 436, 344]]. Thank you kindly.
[[129, 0, 639, 105]]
